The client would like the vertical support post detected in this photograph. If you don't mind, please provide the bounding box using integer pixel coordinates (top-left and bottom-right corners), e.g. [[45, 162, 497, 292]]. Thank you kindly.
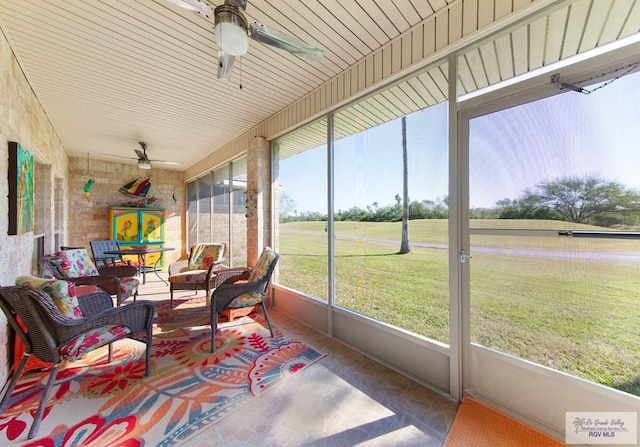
[[327, 113, 335, 337], [247, 136, 271, 267], [448, 52, 463, 402]]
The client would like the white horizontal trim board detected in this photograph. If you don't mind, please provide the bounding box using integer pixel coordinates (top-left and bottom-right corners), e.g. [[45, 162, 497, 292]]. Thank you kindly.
[[272, 286, 329, 334], [272, 286, 451, 394], [468, 345, 640, 441]]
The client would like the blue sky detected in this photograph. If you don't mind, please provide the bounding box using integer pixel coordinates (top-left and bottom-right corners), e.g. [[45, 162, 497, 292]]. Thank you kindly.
[[280, 72, 640, 214], [470, 72, 640, 207]]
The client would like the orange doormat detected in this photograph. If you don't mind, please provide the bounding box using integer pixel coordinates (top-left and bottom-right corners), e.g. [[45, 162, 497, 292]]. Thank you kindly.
[[443, 396, 568, 447]]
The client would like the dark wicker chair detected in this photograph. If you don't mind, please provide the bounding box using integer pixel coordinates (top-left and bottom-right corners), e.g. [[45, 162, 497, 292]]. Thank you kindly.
[[0, 285, 154, 439], [42, 249, 139, 306], [208, 247, 279, 353], [168, 242, 226, 307]]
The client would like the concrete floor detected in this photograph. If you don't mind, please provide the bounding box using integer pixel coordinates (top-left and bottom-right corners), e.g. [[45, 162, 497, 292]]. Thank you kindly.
[[139, 272, 458, 447]]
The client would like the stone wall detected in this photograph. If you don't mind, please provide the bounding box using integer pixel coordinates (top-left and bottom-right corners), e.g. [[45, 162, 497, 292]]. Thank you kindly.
[[0, 29, 69, 386], [66, 156, 185, 264]]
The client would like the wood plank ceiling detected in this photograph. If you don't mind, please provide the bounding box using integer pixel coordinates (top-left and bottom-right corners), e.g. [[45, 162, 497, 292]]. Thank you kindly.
[[1, 0, 639, 169], [277, 0, 640, 160], [0, 0, 452, 169]]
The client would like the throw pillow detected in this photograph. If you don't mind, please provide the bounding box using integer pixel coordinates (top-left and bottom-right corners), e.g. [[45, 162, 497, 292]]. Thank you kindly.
[[55, 248, 99, 278], [247, 247, 277, 282], [15, 275, 84, 319], [188, 243, 225, 270]]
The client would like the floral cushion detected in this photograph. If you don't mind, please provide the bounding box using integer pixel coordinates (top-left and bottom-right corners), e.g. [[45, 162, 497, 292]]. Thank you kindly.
[[168, 270, 208, 284], [228, 291, 266, 308], [247, 247, 278, 283], [60, 325, 131, 361], [55, 248, 99, 278], [119, 277, 139, 296], [188, 243, 225, 271], [16, 276, 84, 319]]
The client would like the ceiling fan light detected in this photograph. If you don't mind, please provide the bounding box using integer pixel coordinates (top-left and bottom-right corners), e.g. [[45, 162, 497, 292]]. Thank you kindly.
[[215, 22, 249, 56], [214, 5, 249, 56], [217, 50, 236, 80], [138, 159, 152, 170]]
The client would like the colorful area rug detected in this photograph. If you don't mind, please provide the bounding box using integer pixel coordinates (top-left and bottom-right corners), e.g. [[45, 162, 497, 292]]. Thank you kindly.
[[443, 396, 568, 447], [0, 297, 323, 446]]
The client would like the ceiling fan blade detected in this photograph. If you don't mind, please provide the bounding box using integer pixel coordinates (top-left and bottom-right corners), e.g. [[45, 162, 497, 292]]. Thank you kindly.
[[134, 149, 149, 161], [100, 153, 137, 160], [249, 22, 324, 61], [217, 50, 236, 80], [163, 0, 212, 18], [151, 160, 183, 165]]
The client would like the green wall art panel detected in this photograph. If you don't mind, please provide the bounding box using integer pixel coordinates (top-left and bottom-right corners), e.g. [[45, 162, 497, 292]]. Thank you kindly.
[[8, 141, 34, 235]]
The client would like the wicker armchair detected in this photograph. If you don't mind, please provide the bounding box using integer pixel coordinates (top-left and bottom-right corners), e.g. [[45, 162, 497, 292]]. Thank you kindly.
[[42, 248, 139, 306], [168, 242, 226, 307], [0, 284, 154, 439], [208, 247, 279, 353]]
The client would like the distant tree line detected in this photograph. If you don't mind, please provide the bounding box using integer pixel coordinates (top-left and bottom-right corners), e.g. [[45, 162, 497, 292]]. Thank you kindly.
[[478, 176, 640, 227], [280, 176, 640, 228], [279, 193, 449, 223]]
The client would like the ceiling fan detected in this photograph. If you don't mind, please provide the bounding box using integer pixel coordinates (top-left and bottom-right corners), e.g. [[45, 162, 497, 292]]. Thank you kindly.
[[102, 142, 182, 170], [164, 0, 324, 80]]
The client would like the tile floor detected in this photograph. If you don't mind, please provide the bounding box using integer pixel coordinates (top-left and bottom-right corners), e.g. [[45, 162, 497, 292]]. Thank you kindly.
[[139, 272, 458, 447]]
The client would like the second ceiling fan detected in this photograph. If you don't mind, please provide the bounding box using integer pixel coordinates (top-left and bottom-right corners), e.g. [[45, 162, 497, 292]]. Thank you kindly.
[[165, 0, 324, 80], [133, 142, 182, 170], [104, 142, 182, 170]]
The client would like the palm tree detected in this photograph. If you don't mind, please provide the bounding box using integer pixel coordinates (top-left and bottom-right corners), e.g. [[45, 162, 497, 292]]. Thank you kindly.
[[572, 417, 586, 434], [399, 116, 410, 254]]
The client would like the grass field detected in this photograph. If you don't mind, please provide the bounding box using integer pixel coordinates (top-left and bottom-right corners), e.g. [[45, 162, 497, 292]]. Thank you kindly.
[[278, 219, 640, 397]]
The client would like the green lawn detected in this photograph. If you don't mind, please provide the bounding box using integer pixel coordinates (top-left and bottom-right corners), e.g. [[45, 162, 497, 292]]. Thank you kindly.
[[278, 219, 640, 396]]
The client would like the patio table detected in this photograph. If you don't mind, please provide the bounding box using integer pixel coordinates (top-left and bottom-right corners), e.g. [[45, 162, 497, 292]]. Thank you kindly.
[[104, 246, 174, 285]]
